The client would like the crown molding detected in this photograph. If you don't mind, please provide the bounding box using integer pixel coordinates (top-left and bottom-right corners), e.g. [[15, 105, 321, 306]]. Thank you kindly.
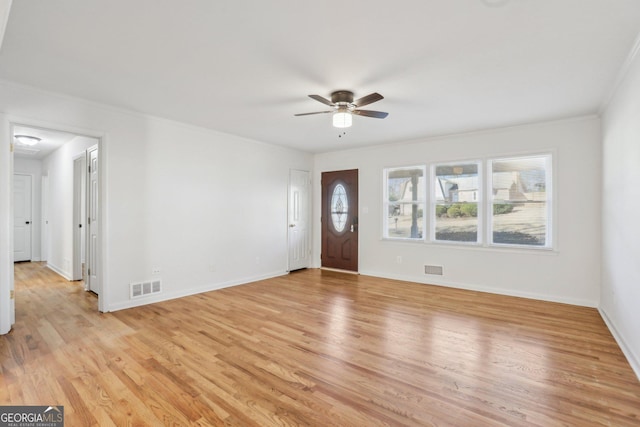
[[0, 1, 12, 52], [599, 29, 640, 115]]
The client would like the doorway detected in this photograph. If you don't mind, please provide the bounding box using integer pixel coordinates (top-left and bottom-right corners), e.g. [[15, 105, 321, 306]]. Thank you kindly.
[[321, 169, 359, 272], [9, 123, 102, 317]]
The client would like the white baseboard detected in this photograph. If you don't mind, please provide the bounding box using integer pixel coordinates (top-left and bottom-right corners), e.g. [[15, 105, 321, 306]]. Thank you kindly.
[[106, 270, 288, 312], [359, 269, 599, 308], [46, 263, 72, 281], [598, 308, 640, 381]]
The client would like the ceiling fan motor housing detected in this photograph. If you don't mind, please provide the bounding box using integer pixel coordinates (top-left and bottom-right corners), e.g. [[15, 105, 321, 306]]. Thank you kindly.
[[331, 90, 354, 105]]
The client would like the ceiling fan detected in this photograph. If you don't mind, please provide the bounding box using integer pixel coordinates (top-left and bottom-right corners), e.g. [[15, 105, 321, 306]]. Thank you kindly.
[[294, 90, 388, 128]]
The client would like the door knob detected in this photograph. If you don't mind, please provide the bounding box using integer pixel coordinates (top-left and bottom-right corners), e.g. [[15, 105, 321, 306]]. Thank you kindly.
[[289, 224, 296, 228], [25, 221, 30, 225]]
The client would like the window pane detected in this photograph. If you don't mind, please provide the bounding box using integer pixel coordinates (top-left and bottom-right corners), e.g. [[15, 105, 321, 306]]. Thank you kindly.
[[387, 203, 424, 238], [384, 167, 425, 239], [491, 156, 550, 247], [433, 163, 480, 243], [330, 183, 348, 232]]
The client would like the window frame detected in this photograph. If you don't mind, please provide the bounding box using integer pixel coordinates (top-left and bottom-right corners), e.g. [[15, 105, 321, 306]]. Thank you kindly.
[[430, 160, 483, 245], [487, 153, 553, 250], [381, 152, 555, 251], [382, 165, 427, 241]]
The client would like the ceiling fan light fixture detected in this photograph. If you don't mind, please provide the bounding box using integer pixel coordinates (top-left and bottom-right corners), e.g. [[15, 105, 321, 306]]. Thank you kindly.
[[332, 111, 352, 128], [14, 135, 41, 146], [295, 90, 386, 127]]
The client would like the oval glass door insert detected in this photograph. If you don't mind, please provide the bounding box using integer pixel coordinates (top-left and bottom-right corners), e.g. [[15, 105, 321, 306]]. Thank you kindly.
[[331, 183, 349, 232]]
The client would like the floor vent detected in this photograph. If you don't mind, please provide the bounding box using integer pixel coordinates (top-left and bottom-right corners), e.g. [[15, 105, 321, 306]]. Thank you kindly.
[[130, 280, 161, 299], [424, 265, 444, 275]]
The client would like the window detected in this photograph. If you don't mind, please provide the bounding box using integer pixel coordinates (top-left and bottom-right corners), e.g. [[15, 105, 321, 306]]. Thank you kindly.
[[489, 155, 552, 247], [432, 162, 481, 243], [330, 183, 349, 232], [383, 166, 426, 240], [382, 154, 553, 249]]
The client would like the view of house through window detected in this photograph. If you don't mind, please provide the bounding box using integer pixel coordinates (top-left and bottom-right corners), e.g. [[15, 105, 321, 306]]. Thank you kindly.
[[384, 166, 426, 239], [432, 162, 481, 243], [490, 155, 551, 247]]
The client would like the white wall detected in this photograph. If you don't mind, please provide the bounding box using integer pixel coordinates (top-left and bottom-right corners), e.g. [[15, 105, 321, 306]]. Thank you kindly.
[[601, 45, 640, 378], [0, 80, 312, 312], [314, 116, 602, 307], [41, 136, 97, 279], [13, 157, 42, 261]]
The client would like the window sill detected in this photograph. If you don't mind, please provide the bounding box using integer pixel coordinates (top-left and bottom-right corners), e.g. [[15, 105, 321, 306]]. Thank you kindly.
[[380, 237, 558, 254]]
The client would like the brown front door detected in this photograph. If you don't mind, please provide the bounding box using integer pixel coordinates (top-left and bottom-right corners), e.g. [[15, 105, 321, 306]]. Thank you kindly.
[[321, 169, 358, 272]]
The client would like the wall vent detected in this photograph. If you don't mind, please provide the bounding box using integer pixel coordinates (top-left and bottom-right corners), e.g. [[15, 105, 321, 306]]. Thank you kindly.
[[130, 280, 162, 299], [424, 265, 444, 275]]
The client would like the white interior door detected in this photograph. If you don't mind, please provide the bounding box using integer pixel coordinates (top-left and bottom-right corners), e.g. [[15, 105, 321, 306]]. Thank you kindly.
[[41, 175, 49, 262], [13, 174, 32, 262], [86, 145, 99, 294], [288, 169, 310, 271], [72, 156, 85, 281]]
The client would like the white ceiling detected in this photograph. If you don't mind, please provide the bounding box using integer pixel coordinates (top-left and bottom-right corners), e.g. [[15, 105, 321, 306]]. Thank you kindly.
[[1, 0, 639, 153], [12, 125, 78, 159]]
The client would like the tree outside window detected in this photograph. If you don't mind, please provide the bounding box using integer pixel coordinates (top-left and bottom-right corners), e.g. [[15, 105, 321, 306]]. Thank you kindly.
[[384, 166, 426, 240]]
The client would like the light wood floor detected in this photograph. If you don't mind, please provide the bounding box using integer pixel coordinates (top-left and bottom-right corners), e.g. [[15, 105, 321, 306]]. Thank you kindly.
[[1, 263, 639, 426]]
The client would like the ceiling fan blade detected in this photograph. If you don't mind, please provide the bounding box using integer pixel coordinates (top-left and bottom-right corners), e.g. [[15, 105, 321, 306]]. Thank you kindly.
[[353, 92, 383, 108], [308, 94, 334, 106], [294, 110, 333, 116], [353, 109, 389, 119]]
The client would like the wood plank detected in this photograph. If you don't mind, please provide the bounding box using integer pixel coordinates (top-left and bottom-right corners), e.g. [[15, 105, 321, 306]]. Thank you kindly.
[[1, 262, 639, 426]]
